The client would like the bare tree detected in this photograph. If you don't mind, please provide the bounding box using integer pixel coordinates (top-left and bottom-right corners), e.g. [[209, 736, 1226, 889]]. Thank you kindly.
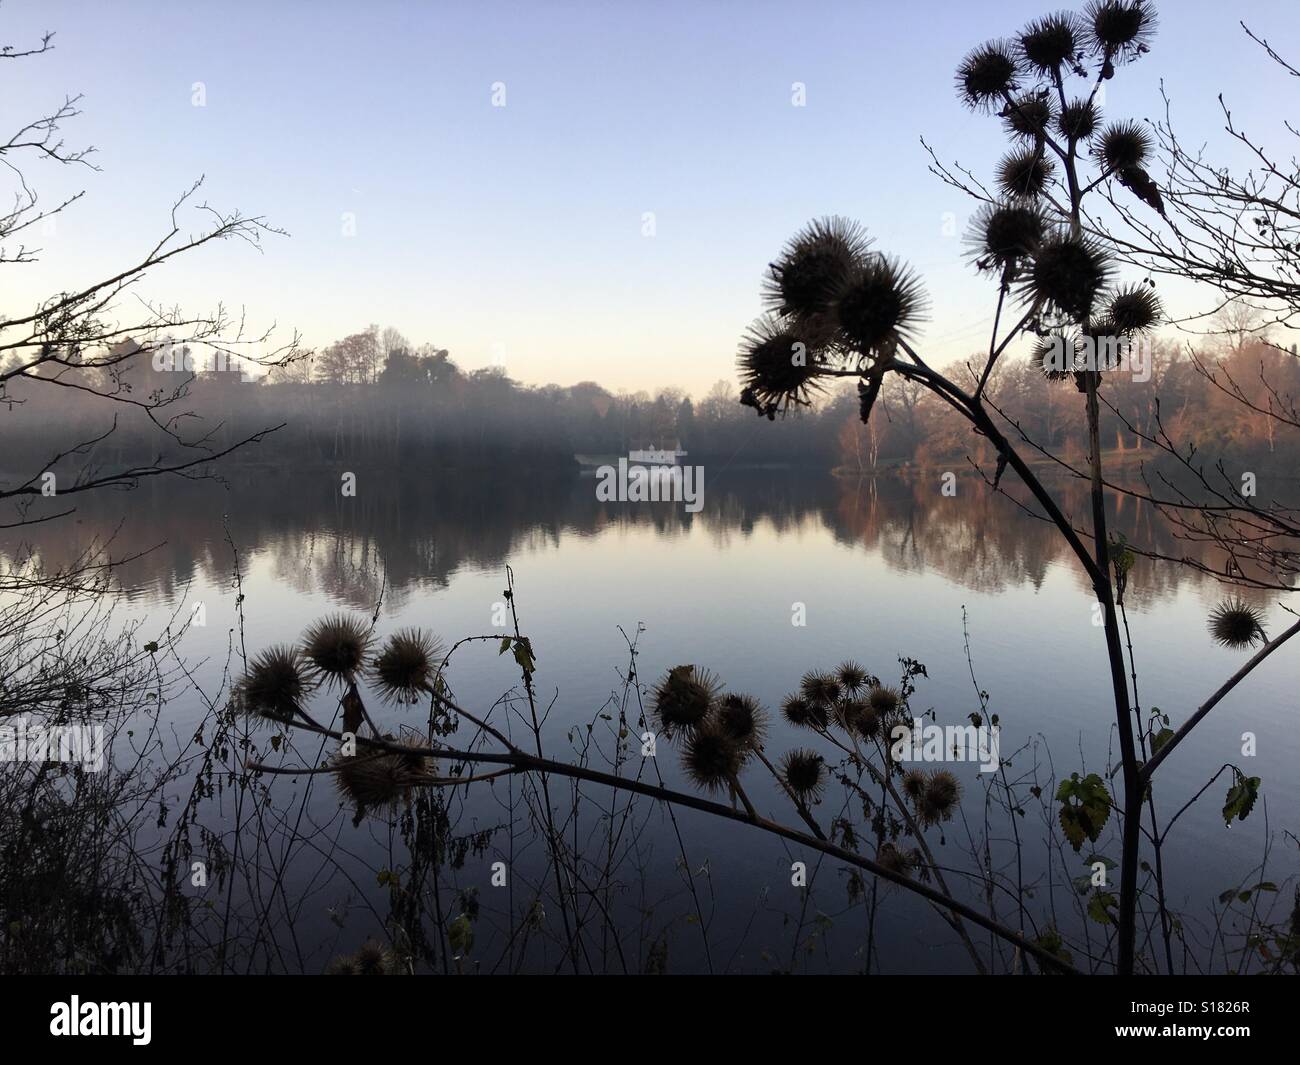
[[0, 26, 305, 539]]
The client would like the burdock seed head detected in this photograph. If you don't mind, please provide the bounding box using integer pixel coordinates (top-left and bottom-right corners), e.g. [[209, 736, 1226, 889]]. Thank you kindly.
[[353, 940, 399, 975], [653, 665, 719, 737], [781, 748, 826, 801], [835, 696, 869, 734], [800, 670, 843, 709], [1208, 599, 1267, 650], [326, 940, 400, 975], [876, 842, 920, 880], [715, 692, 768, 751], [782, 693, 828, 731], [833, 255, 927, 356], [239, 644, 311, 723], [1018, 12, 1082, 74], [902, 768, 927, 803], [1022, 230, 1114, 320], [303, 613, 373, 686], [854, 703, 883, 740], [913, 769, 963, 827], [1083, 0, 1157, 63], [682, 726, 743, 794], [867, 685, 902, 719], [1032, 333, 1081, 381], [1002, 94, 1055, 140], [997, 148, 1055, 199], [956, 40, 1021, 111], [1105, 283, 1162, 333], [737, 314, 825, 413], [836, 660, 870, 694], [968, 200, 1046, 273], [331, 734, 434, 817], [1056, 98, 1099, 142], [764, 216, 872, 324], [372, 628, 445, 704], [1097, 119, 1153, 171]]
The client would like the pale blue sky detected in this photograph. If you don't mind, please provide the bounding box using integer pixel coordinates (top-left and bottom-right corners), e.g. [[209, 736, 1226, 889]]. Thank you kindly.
[[3, 0, 1294, 394]]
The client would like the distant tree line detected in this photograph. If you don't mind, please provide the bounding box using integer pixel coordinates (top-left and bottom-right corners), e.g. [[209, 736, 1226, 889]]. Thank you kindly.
[[2, 324, 849, 476], [3, 321, 1294, 481], [842, 331, 1300, 476]]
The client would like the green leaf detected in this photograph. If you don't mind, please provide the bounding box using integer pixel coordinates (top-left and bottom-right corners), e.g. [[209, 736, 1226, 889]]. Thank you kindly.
[[448, 914, 474, 956], [1222, 772, 1261, 825], [1033, 925, 1073, 969], [511, 636, 536, 676], [1151, 727, 1175, 754], [1057, 773, 1111, 852], [1087, 891, 1118, 925]]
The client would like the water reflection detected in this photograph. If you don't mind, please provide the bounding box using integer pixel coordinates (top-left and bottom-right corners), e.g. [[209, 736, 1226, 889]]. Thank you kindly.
[[3, 469, 1275, 610]]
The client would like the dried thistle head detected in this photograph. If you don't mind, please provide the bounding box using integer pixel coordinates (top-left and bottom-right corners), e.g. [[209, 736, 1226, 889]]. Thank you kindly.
[[902, 768, 928, 803], [956, 40, 1021, 111], [781, 748, 826, 801], [715, 692, 768, 751], [764, 215, 872, 325], [1083, 0, 1157, 64], [1018, 12, 1082, 74], [1056, 98, 1099, 142], [1002, 93, 1055, 140], [1105, 283, 1162, 333], [239, 644, 311, 723], [303, 613, 373, 686], [835, 696, 869, 734], [853, 703, 883, 741], [832, 255, 927, 355], [372, 628, 445, 704], [968, 200, 1046, 274], [835, 661, 870, 694], [910, 769, 963, 827], [876, 842, 921, 880], [331, 734, 435, 817], [867, 685, 903, 720], [1208, 599, 1267, 650], [326, 940, 400, 975], [800, 670, 842, 712], [682, 726, 743, 794], [737, 314, 825, 414], [1031, 332, 1081, 381], [782, 693, 828, 731], [1022, 230, 1114, 320], [653, 665, 719, 738], [997, 149, 1055, 199], [1097, 119, 1153, 170]]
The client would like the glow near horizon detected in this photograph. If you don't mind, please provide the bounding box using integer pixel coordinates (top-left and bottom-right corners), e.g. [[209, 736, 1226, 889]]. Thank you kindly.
[[1, 0, 1294, 397]]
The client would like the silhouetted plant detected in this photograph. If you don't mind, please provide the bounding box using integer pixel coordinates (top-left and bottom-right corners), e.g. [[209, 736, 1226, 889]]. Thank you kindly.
[[1207, 599, 1267, 650], [303, 613, 374, 687], [729, 0, 1299, 976]]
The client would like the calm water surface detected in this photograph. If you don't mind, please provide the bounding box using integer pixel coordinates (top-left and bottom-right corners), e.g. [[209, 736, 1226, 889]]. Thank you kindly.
[[14, 469, 1298, 972]]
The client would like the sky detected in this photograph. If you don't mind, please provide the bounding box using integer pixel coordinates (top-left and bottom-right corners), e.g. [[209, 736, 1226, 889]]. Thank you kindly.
[[2, 0, 1295, 396]]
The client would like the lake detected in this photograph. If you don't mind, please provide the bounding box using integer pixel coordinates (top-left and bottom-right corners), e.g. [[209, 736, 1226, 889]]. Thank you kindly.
[[12, 466, 1298, 973]]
